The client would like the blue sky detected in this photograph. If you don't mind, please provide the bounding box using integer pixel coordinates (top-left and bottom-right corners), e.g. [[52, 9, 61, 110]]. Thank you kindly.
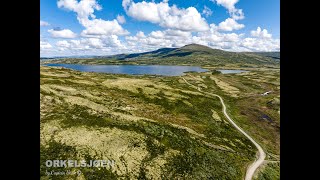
[[40, 0, 280, 57]]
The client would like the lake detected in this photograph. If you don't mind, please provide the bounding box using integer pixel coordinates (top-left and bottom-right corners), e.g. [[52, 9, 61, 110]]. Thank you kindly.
[[217, 69, 248, 74], [45, 64, 208, 76]]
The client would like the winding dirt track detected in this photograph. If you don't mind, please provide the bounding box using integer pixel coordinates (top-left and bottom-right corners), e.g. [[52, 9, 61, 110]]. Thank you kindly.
[[182, 77, 266, 180]]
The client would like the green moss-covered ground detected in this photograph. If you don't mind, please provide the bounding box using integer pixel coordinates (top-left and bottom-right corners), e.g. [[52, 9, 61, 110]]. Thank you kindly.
[[40, 65, 279, 179]]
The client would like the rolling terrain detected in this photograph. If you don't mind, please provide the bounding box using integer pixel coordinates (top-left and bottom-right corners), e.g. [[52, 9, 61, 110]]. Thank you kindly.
[[41, 44, 280, 68], [40, 44, 279, 179], [248, 52, 280, 61], [40, 64, 279, 179]]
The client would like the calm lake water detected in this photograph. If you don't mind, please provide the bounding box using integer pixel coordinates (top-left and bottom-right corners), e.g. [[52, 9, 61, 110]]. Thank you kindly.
[[45, 64, 208, 76], [217, 69, 248, 74]]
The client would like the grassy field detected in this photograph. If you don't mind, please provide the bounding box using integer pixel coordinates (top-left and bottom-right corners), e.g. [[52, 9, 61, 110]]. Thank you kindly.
[[254, 162, 280, 180], [40, 65, 279, 179]]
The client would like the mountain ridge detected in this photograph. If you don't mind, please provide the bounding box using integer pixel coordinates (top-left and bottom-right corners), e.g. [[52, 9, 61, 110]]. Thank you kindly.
[[105, 44, 279, 65], [42, 44, 280, 66]]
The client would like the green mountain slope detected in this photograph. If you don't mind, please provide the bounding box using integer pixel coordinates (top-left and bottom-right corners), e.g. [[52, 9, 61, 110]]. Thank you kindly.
[[43, 44, 279, 67], [108, 44, 278, 65], [247, 52, 280, 61]]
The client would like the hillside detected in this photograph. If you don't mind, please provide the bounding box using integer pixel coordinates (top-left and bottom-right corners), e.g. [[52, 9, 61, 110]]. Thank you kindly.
[[41, 65, 280, 179], [248, 52, 280, 60], [42, 44, 280, 67]]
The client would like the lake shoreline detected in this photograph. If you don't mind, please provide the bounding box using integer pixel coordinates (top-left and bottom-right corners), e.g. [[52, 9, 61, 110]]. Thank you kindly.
[[43, 64, 250, 76]]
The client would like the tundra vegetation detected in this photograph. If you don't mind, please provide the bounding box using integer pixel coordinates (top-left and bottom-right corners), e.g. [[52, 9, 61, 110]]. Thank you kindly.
[[40, 44, 280, 179]]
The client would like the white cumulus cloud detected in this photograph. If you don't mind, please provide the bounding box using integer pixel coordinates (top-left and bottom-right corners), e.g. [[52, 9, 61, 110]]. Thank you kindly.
[[58, 0, 129, 36], [218, 18, 244, 31], [117, 15, 126, 24], [48, 29, 77, 38], [240, 37, 279, 51], [123, 0, 209, 32], [80, 19, 128, 37], [123, 24, 279, 52], [40, 41, 53, 49], [251, 27, 272, 39], [57, 0, 101, 20], [214, 0, 238, 11], [211, 0, 244, 20], [126, 29, 194, 50], [40, 20, 50, 26], [56, 40, 71, 48], [56, 35, 124, 51]]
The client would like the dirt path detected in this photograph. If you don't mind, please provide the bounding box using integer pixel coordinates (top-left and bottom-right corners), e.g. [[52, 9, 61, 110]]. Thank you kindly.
[[182, 77, 266, 180]]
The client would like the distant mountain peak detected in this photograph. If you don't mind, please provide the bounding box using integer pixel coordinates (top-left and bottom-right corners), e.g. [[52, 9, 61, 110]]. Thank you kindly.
[[88, 43, 278, 65], [179, 43, 224, 53], [181, 43, 210, 49]]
